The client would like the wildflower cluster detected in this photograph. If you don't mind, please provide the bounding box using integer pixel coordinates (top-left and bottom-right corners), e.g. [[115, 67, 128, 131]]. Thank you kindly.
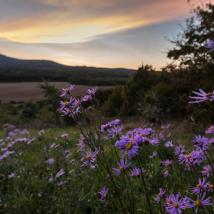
[[56, 84, 214, 213], [59, 85, 97, 118]]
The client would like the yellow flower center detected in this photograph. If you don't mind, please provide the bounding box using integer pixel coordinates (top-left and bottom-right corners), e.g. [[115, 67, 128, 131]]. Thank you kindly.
[[196, 183, 201, 188], [185, 154, 191, 159], [194, 200, 201, 207], [85, 155, 91, 161], [126, 142, 132, 150], [173, 202, 179, 208], [64, 101, 69, 105]]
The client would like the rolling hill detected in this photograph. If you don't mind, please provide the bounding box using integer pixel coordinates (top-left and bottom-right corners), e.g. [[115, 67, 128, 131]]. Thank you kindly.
[[0, 54, 135, 85]]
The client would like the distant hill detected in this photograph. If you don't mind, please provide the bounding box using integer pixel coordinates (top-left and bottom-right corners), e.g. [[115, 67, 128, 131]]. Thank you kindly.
[[0, 54, 135, 85]]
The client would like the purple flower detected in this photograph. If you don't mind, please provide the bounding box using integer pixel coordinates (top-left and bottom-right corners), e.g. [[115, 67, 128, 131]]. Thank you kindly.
[[161, 160, 172, 167], [46, 158, 55, 165], [81, 150, 98, 169], [77, 134, 86, 152], [0, 150, 14, 161], [201, 165, 213, 178], [163, 169, 170, 178], [190, 193, 212, 212], [204, 39, 214, 51], [80, 87, 97, 105], [189, 89, 214, 104], [154, 188, 166, 203], [149, 138, 160, 146], [86, 87, 97, 96], [98, 186, 109, 201], [115, 136, 139, 158], [130, 167, 144, 177], [101, 119, 123, 139], [60, 85, 75, 98], [165, 193, 191, 213], [192, 178, 213, 194], [55, 169, 65, 178], [205, 125, 214, 135], [193, 135, 209, 151], [59, 97, 81, 118], [175, 144, 185, 156], [192, 178, 208, 195], [81, 94, 93, 104], [165, 141, 174, 148], [178, 149, 205, 170], [112, 159, 129, 176]]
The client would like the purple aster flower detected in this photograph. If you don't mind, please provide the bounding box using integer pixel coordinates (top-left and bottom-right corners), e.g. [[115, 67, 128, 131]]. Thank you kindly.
[[203, 39, 214, 51], [46, 158, 55, 166], [189, 89, 214, 104], [154, 188, 166, 203], [77, 134, 86, 152], [192, 178, 211, 195], [86, 87, 97, 96], [101, 119, 123, 139], [130, 167, 144, 177], [112, 159, 129, 176], [59, 97, 81, 118], [193, 135, 210, 151], [165, 193, 191, 213], [201, 165, 213, 178], [165, 141, 174, 148], [175, 144, 185, 156], [178, 149, 205, 170], [0, 150, 14, 161], [81, 150, 98, 169], [149, 138, 160, 145], [205, 125, 214, 135], [161, 160, 172, 167], [60, 85, 75, 98], [163, 169, 170, 178], [190, 193, 212, 212], [55, 169, 65, 178], [81, 94, 93, 104], [115, 136, 139, 158], [98, 186, 109, 202]]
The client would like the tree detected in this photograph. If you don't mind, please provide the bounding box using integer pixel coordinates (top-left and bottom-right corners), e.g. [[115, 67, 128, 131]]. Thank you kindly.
[[167, 3, 214, 67]]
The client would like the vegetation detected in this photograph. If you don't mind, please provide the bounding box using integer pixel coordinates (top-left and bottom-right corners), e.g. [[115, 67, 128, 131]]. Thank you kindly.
[[0, 55, 134, 85], [101, 3, 214, 124]]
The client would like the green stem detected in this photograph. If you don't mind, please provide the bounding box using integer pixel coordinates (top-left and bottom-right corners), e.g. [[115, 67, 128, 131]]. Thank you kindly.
[[137, 158, 153, 214]]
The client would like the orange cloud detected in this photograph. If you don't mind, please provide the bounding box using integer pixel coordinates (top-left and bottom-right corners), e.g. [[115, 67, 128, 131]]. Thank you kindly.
[[0, 0, 209, 43]]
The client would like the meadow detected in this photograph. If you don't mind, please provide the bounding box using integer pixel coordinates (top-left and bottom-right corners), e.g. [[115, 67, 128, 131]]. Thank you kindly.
[[0, 84, 213, 213], [0, 4, 213, 213]]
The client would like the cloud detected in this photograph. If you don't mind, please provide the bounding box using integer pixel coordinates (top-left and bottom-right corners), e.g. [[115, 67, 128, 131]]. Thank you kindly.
[[0, 20, 183, 69], [0, 0, 204, 43], [0, 0, 210, 68]]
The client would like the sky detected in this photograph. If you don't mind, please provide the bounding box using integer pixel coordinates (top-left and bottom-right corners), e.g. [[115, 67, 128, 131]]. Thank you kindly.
[[0, 0, 213, 69]]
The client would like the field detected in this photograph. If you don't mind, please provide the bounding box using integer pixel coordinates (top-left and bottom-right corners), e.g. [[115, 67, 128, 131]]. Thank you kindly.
[[0, 82, 213, 213], [0, 82, 111, 103]]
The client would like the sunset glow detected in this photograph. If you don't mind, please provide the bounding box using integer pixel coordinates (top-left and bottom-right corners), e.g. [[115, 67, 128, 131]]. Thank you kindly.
[[0, 0, 213, 68]]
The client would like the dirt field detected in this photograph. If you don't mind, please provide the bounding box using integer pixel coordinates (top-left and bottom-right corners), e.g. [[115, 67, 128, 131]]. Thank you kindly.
[[0, 82, 111, 103]]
